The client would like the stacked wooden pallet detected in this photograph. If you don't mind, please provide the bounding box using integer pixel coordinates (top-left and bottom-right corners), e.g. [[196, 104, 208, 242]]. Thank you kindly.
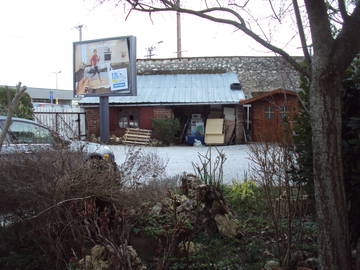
[[122, 128, 152, 145]]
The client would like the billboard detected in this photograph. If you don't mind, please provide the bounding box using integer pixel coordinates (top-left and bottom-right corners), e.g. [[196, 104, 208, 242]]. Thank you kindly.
[[73, 36, 137, 97]]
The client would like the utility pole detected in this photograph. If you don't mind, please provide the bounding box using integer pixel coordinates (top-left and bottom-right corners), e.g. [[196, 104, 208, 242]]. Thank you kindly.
[[75, 24, 84, 41], [176, 0, 182, 58]]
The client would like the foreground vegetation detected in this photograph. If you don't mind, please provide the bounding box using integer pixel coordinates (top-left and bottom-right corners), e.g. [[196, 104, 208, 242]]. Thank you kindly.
[[0, 147, 319, 270]]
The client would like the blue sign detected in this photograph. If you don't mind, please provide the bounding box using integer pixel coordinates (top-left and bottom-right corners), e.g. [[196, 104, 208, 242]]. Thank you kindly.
[[109, 68, 128, 91], [49, 90, 54, 104]]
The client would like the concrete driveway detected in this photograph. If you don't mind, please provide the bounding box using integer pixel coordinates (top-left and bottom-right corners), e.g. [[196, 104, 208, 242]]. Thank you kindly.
[[109, 144, 251, 184]]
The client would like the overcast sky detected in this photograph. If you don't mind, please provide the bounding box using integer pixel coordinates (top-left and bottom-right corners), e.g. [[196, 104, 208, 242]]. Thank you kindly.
[[0, 0, 304, 90]]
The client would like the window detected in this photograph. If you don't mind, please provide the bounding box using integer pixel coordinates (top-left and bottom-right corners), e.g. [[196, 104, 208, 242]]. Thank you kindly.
[[264, 105, 274, 119], [280, 105, 289, 119], [8, 121, 54, 144], [118, 109, 139, 128]]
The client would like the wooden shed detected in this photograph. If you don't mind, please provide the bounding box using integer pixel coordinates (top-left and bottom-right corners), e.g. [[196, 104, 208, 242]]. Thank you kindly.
[[79, 72, 246, 144], [240, 89, 299, 142]]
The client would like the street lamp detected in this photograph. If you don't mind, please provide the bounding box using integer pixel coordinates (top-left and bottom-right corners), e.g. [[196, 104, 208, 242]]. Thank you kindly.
[[52, 70, 61, 89], [145, 41, 164, 59]]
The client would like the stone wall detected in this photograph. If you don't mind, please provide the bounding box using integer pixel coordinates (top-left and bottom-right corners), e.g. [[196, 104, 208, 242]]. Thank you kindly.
[[137, 56, 302, 97]]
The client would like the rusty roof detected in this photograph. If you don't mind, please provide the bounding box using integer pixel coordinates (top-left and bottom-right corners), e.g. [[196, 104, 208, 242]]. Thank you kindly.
[[240, 89, 298, 105]]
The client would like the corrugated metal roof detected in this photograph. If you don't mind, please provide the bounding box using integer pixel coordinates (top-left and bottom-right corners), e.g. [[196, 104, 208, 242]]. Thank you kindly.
[[79, 72, 245, 106], [26, 87, 73, 100]]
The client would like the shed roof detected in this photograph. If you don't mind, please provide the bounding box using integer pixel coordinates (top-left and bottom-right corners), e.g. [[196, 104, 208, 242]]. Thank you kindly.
[[79, 72, 245, 106], [240, 89, 298, 105]]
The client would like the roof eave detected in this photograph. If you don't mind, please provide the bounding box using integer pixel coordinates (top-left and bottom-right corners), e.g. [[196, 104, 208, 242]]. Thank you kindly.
[[79, 101, 242, 108]]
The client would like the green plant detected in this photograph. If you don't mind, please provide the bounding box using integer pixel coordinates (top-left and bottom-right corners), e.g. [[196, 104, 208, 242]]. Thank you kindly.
[[224, 178, 264, 216], [229, 179, 257, 201], [152, 118, 180, 145], [192, 147, 226, 189], [169, 233, 243, 270], [0, 85, 33, 119]]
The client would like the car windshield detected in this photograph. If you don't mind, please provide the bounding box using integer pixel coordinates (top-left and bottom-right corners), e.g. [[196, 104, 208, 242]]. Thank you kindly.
[[7, 120, 54, 144]]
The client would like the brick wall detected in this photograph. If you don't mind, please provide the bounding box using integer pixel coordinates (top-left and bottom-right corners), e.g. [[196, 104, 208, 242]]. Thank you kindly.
[[86, 108, 99, 137], [86, 106, 156, 137], [139, 107, 154, 129], [153, 107, 174, 119]]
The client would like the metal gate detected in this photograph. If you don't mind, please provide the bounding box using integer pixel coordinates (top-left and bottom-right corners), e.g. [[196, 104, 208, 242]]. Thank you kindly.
[[33, 106, 87, 139]]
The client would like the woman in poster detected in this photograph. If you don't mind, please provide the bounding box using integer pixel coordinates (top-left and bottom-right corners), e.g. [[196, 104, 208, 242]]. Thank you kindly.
[[90, 49, 101, 82]]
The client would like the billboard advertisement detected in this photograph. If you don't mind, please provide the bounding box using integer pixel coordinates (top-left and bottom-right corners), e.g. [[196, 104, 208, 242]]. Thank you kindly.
[[73, 36, 137, 97]]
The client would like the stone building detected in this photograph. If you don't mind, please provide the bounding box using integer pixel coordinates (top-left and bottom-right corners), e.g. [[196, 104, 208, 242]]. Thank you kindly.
[[136, 56, 302, 97]]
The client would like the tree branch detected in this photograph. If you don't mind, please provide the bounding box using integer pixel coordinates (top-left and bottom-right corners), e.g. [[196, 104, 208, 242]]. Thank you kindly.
[[127, 1, 309, 77], [331, 2, 360, 74], [304, 0, 334, 58], [292, 0, 311, 68], [268, 0, 282, 23], [23, 195, 95, 221], [338, 0, 348, 22]]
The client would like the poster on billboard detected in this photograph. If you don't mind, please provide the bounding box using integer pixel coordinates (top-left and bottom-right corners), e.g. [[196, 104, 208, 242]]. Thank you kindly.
[[73, 36, 136, 97]]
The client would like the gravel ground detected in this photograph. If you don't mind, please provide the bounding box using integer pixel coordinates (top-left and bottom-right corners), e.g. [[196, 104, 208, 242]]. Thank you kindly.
[[109, 144, 251, 184]]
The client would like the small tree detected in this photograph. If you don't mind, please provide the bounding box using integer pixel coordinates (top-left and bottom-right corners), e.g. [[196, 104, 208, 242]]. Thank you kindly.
[[0, 85, 33, 120], [0, 83, 28, 151]]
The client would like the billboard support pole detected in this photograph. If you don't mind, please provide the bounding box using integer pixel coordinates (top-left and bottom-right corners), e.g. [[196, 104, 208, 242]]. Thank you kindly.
[[100, 96, 109, 143]]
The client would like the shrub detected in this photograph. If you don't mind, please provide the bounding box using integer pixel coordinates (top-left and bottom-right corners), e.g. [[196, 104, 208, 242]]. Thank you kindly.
[[224, 178, 264, 215], [0, 86, 33, 119], [248, 142, 315, 268], [152, 118, 180, 145], [119, 146, 169, 187], [0, 148, 173, 270]]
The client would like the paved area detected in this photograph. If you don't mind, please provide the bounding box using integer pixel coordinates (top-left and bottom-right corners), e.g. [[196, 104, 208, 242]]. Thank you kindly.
[[109, 144, 251, 184]]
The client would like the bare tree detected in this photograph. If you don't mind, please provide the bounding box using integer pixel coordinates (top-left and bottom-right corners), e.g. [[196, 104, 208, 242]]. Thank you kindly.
[[101, 1, 360, 269], [0, 82, 27, 151]]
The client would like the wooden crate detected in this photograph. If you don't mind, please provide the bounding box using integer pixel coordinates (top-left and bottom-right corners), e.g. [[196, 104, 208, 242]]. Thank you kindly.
[[122, 128, 152, 145]]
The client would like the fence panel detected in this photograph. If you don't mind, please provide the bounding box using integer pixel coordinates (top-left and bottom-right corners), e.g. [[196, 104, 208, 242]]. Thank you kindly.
[[33, 106, 86, 139]]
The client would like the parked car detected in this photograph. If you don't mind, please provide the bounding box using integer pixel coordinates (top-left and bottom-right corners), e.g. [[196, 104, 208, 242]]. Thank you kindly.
[[0, 115, 115, 162]]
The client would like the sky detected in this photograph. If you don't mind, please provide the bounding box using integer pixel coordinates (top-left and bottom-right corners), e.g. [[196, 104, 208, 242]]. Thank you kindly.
[[0, 0, 304, 90]]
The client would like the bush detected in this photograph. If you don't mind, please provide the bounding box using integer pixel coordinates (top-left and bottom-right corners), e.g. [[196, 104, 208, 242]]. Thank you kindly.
[[224, 178, 264, 216], [0, 86, 33, 119], [152, 118, 180, 145], [0, 148, 173, 270]]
